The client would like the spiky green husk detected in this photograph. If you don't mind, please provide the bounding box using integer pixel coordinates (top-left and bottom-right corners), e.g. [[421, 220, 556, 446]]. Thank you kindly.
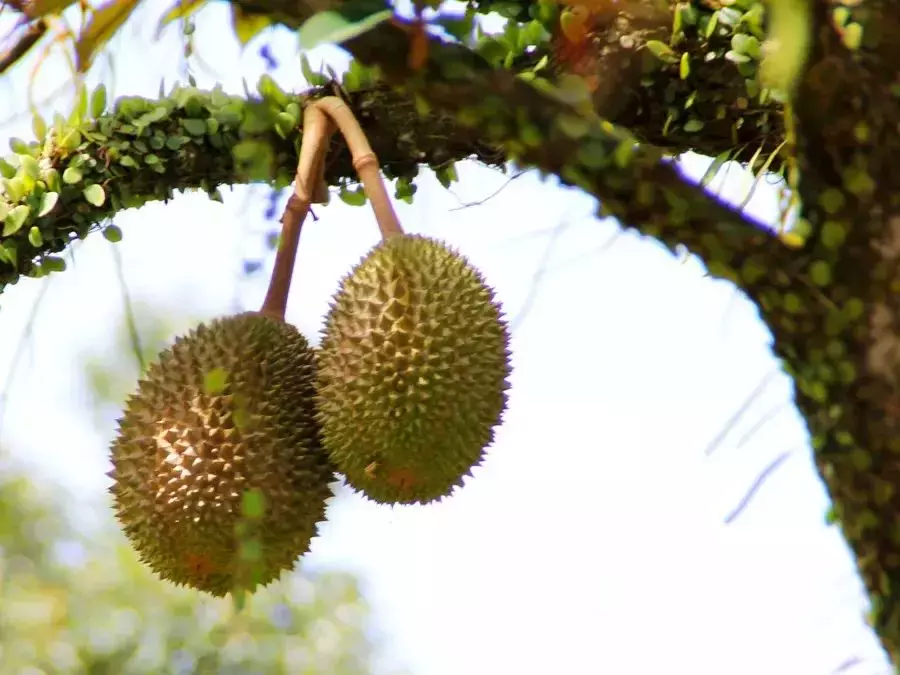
[[108, 312, 335, 596], [316, 234, 512, 505]]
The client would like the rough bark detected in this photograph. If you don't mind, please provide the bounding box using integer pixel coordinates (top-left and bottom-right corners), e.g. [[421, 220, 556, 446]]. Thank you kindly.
[[782, 0, 900, 665]]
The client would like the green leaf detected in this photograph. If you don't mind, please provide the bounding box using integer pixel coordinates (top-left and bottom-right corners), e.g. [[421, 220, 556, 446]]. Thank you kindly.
[[42, 256, 67, 272], [338, 186, 367, 206], [435, 164, 458, 189], [394, 177, 417, 204], [38, 191, 59, 216], [0, 243, 13, 266], [274, 111, 298, 139], [9, 138, 29, 154], [83, 184, 106, 207], [72, 85, 90, 125], [76, 0, 142, 73], [700, 150, 732, 188], [683, 118, 704, 133], [232, 140, 274, 181], [90, 84, 108, 117], [731, 33, 761, 59], [32, 113, 47, 142], [300, 54, 317, 86], [182, 118, 206, 136], [42, 168, 60, 192], [3, 177, 25, 201], [2, 205, 31, 236], [0, 159, 16, 179], [231, 4, 271, 46], [241, 488, 266, 519], [62, 167, 83, 184], [256, 74, 288, 107], [19, 155, 40, 180], [103, 224, 123, 242], [298, 6, 392, 51], [203, 366, 229, 394], [27, 226, 43, 247], [645, 40, 679, 65]]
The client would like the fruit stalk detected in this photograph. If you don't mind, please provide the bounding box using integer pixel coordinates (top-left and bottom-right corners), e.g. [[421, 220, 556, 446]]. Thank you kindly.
[[306, 96, 405, 241], [260, 104, 336, 320]]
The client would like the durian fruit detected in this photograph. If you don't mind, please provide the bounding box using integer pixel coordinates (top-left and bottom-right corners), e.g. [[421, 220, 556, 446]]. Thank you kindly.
[[108, 312, 335, 596], [316, 234, 512, 505]]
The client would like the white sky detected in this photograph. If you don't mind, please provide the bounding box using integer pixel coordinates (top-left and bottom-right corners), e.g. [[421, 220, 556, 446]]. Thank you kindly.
[[0, 3, 891, 674]]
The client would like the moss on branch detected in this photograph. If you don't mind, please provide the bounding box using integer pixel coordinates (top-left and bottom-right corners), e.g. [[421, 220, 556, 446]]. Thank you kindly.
[[0, 12, 797, 299], [780, 1, 900, 664], [0, 82, 503, 290], [338, 17, 799, 289], [234, 0, 785, 163]]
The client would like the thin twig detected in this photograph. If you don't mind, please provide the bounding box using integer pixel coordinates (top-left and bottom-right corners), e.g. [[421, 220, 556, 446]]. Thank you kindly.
[[448, 170, 527, 212], [734, 402, 789, 449], [831, 655, 863, 673], [510, 215, 575, 332], [0, 18, 45, 74], [703, 370, 778, 456], [724, 449, 794, 524], [111, 239, 144, 372]]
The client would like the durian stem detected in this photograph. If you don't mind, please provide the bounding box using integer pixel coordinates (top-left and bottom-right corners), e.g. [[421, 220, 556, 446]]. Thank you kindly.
[[310, 97, 405, 240], [260, 108, 336, 320]]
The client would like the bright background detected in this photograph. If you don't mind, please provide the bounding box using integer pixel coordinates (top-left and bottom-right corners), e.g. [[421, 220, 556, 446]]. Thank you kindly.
[[0, 3, 889, 674]]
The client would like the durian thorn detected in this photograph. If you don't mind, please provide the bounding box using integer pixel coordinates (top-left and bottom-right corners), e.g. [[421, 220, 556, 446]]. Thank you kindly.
[[309, 96, 405, 241], [260, 106, 336, 320]]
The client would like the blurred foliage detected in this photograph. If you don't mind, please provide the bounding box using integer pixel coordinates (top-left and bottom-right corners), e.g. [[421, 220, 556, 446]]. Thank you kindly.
[[0, 299, 407, 674], [0, 458, 401, 674], [81, 298, 200, 420]]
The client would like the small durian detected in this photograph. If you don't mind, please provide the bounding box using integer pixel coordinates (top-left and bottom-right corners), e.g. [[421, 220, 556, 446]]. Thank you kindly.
[[108, 312, 335, 596], [316, 234, 512, 505]]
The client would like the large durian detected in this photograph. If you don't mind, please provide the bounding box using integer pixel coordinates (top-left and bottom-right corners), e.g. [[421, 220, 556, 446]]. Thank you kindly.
[[316, 234, 512, 505], [108, 312, 335, 596]]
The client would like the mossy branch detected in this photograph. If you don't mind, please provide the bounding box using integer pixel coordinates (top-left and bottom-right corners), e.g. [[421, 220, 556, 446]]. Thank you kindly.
[[231, 0, 784, 163], [778, 2, 900, 665], [0, 13, 798, 303], [0, 83, 505, 290]]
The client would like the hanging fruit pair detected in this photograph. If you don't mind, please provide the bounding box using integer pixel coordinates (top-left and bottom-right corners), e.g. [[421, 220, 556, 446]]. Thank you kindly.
[[108, 94, 512, 598]]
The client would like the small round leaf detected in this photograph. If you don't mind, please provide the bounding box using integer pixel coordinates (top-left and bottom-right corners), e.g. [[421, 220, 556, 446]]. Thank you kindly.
[[83, 184, 106, 207]]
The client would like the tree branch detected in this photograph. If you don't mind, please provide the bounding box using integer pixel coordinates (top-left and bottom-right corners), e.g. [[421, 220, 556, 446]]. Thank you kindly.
[[0, 35, 796, 302], [0, 83, 511, 288], [235, 0, 784, 163], [0, 18, 46, 75], [768, 1, 900, 663]]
